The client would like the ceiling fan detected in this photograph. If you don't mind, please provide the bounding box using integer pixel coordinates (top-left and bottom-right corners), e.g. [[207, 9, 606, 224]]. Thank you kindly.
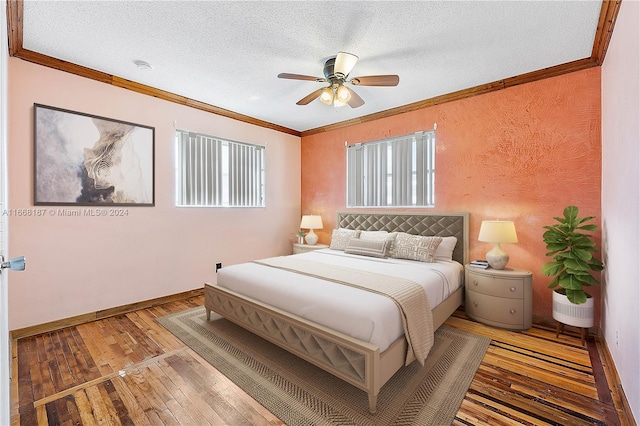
[[278, 51, 399, 108]]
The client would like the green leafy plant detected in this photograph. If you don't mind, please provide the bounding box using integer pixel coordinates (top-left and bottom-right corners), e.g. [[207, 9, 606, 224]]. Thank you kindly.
[[542, 206, 604, 304], [296, 230, 307, 237]]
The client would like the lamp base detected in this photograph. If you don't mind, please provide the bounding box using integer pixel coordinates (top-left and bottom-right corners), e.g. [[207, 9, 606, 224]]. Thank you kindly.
[[486, 243, 509, 269], [305, 229, 318, 245]]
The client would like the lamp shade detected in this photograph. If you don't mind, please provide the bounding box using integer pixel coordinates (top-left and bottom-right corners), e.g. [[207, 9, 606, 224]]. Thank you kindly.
[[336, 84, 352, 102], [319, 87, 334, 105], [300, 215, 323, 230], [478, 221, 518, 243]]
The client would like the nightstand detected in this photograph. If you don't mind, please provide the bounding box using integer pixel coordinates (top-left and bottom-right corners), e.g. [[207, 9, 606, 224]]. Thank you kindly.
[[465, 265, 533, 330], [293, 243, 329, 254]]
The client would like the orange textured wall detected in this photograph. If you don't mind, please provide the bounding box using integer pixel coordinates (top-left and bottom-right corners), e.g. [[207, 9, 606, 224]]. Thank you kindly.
[[301, 68, 602, 322]]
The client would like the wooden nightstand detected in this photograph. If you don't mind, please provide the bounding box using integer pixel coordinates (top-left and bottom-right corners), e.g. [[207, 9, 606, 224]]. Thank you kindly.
[[293, 243, 329, 254], [465, 265, 533, 330]]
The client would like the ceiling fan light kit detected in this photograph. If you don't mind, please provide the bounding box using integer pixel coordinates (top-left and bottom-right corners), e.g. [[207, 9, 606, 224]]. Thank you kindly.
[[336, 85, 351, 102], [319, 84, 352, 107], [319, 87, 334, 105], [278, 51, 399, 109]]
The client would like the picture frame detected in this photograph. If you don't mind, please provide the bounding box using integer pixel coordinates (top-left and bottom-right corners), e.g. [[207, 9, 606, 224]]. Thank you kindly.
[[34, 104, 155, 206]]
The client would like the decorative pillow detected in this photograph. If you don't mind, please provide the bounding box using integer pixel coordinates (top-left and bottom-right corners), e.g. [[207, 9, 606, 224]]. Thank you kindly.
[[434, 236, 458, 261], [345, 238, 389, 258], [329, 228, 361, 250], [390, 233, 443, 263]]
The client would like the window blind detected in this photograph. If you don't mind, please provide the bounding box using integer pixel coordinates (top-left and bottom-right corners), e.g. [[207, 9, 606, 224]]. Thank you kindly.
[[176, 131, 265, 207], [347, 130, 435, 207]]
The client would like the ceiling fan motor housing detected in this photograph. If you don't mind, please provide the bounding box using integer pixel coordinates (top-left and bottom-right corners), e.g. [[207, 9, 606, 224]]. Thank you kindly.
[[323, 57, 342, 81]]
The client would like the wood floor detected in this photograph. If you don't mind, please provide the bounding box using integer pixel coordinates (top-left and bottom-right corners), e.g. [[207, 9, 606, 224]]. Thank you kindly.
[[10, 294, 635, 425]]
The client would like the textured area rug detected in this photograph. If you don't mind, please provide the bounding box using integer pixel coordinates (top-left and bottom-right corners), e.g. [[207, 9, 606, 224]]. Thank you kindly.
[[157, 306, 490, 426]]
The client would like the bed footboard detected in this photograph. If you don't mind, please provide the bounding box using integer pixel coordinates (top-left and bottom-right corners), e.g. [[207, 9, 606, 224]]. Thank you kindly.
[[204, 283, 387, 413]]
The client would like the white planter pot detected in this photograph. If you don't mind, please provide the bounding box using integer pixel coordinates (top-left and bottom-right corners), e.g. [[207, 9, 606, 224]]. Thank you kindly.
[[552, 290, 594, 328]]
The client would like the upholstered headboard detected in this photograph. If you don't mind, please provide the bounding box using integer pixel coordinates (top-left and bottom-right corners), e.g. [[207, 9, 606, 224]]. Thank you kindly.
[[336, 210, 469, 265]]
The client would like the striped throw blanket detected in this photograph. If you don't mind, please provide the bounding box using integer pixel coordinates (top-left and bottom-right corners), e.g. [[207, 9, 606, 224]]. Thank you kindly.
[[253, 256, 434, 365]]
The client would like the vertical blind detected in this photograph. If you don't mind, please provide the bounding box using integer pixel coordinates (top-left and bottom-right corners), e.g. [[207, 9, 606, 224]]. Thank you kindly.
[[347, 130, 435, 207], [176, 131, 265, 207]]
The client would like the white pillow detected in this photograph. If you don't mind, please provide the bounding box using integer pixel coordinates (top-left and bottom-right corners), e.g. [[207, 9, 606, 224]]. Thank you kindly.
[[329, 228, 361, 250], [359, 230, 389, 240], [434, 236, 458, 261], [389, 233, 443, 263]]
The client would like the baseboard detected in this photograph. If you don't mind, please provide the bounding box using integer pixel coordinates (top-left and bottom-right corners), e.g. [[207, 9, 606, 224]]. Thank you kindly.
[[10, 288, 204, 340], [532, 313, 556, 328], [595, 329, 638, 426]]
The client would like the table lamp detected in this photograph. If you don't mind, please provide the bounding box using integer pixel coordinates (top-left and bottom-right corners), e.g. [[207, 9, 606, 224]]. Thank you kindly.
[[478, 220, 518, 269], [300, 215, 323, 245]]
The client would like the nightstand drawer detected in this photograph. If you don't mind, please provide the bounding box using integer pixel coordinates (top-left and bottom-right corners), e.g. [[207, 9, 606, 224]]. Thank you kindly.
[[466, 290, 525, 328], [466, 272, 524, 299]]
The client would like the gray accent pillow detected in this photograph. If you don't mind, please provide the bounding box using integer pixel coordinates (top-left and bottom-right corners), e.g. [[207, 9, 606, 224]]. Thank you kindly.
[[344, 238, 389, 258], [358, 231, 398, 256]]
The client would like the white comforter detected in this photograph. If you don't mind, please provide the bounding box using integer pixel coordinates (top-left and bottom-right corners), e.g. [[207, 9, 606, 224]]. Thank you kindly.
[[215, 249, 463, 352]]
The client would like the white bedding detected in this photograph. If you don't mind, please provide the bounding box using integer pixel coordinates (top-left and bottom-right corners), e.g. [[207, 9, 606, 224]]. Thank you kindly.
[[215, 249, 463, 353]]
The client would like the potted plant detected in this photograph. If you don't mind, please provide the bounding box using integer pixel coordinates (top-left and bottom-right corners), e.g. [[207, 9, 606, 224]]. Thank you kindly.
[[296, 230, 307, 244], [542, 206, 604, 329]]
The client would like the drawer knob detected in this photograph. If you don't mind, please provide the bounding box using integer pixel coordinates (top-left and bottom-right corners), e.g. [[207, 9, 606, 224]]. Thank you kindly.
[[473, 281, 478, 286], [510, 287, 516, 292], [510, 309, 516, 314], [473, 301, 478, 307]]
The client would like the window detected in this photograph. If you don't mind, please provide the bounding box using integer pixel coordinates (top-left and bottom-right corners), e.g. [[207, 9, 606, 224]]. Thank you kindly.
[[176, 130, 265, 207], [347, 130, 435, 207]]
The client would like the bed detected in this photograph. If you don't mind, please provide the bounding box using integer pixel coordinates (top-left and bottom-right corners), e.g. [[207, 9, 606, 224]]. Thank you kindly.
[[204, 210, 469, 413]]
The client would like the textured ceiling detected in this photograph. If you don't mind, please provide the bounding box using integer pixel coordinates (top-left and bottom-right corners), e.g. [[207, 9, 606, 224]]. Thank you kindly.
[[21, 1, 603, 133]]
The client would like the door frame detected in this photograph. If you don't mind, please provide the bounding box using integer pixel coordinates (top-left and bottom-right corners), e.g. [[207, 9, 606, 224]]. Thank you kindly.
[[1, 1, 12, 423]]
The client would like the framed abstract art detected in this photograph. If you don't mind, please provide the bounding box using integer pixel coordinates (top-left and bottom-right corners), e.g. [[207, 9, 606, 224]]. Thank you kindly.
[[34, 104, 155, 206]]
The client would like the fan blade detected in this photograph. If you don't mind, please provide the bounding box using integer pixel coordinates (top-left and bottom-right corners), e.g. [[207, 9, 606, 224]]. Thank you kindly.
[[350, 75, 399, 86], [334, 52, 359, 76], [345, 87, 365, 108], [296, 88, 324, 105], [278, 73, 326, 82]]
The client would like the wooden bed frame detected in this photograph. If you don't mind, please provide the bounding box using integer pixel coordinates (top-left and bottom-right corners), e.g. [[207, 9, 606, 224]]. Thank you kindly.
[[204, 211, 469, 413]]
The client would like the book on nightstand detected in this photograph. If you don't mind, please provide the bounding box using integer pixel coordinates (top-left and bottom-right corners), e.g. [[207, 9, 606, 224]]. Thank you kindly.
[[469, 260, 490, 269]]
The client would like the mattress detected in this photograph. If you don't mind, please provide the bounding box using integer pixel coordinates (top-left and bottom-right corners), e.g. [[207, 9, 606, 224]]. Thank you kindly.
[[215, 249, 463, 352]]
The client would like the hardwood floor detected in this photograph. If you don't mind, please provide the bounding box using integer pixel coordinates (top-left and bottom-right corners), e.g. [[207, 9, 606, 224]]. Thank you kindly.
[[447, 313, 630, 426], [10, 294, 635, 425]]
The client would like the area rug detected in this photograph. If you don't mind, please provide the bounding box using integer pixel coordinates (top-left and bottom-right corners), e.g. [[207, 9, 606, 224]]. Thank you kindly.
[[157, 306, 490, 425]]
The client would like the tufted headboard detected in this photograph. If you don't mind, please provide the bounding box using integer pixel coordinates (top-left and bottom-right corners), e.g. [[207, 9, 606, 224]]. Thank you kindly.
[[336, 210, 469, 266]]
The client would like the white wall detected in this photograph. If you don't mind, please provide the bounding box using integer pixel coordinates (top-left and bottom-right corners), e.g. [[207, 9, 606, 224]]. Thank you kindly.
[[601, 0, 640, 420], [8, 58, 302, 330]]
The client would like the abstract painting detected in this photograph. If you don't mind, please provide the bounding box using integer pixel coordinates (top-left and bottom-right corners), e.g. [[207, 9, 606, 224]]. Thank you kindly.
[[34, 104, 154, 206]]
